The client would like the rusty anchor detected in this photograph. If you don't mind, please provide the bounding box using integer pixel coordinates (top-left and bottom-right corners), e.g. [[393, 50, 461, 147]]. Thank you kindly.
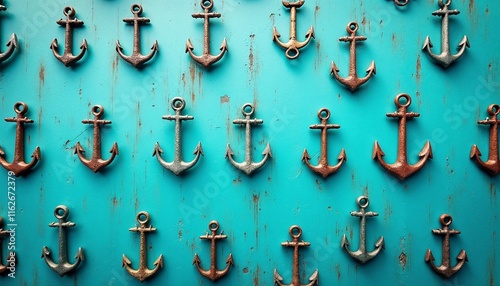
[[422, 0, 469, 68], [0, 1, 18, 63], [331, 22, 376, 91], [274, 225, 318, 286], [425, 214, 468, 278], [42, 205, 84, 277], [341, 196, 384, 264], [116, 4, 158, 68], [471, 104, 500, 175], [0, 102, 41, 177], [75, 105, 118, 173], [273, 0, 315, 59], [123, 211, 163, 282], [153, 98, 203, 175], [373, 94, 433, 180], [51, 6, 87, 67], [186, 0, 228, 68], [226, 103, 272, 175], [302, 108, 346, 178], [193, 220, 233, 281], [0, 217, 11, 274]]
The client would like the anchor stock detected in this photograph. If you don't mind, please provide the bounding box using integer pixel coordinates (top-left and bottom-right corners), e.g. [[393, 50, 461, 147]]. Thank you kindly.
[[186, 0, 228, 68], [50, 6, 87, 66], [116, 4, 158, 68], [0, 1, 17, 63]]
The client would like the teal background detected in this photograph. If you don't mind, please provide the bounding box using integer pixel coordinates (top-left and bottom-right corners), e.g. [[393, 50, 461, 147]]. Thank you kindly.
[[0, 0, 498, 285]]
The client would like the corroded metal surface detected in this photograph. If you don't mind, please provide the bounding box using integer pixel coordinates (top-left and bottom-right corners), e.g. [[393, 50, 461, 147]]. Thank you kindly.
[[153, 97, 203, 175], [422, 0, 469, 68], [373, 94, 433, 180], [331, 22, 376, 91], [274, 225, 318, 286], [50, 6, 87, 67], [122, 211, 163, 282], [75, 105, 119, 173], [425, 214, 468, 278], [41, 205, 84, 277], [470, 104, 500, 175], [342, 196, 384, 264], [302, 108, 346, 178], [0, 1, 17, 63], [186, 0, 227, 68], [193, 220, 233, 281], [0, 102, 41, 177], [116, 4, 158, 68], [273, 0, 315, 59], [226, 103, 271, 175]]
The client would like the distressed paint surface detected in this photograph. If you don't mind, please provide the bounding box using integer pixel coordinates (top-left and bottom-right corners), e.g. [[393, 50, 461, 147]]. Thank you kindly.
[[0, 0, 498, 285]]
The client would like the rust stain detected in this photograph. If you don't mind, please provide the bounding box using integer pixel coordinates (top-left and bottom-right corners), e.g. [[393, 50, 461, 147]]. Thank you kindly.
[[38, 65, 45, 85], [399, 252, 407, 269], [253, 265, 260, 286], [469, 0, 475, 15], [189, 63, 196, 84], [336, 264, 341, 280], [233, 176, 241, 185], [249, 34, 255, 72], [315, 179, 322, 191], [416, 55, 421, 81], [243, 267, 248, 274], [178, 229, 183, 239], [490, 183, 497, 200], [112, 196, 118, 206], [220, 94, 230, 104]]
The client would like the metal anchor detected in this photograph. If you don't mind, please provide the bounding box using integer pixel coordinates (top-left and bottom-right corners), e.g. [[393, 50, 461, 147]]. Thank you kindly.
[[425, 214, 468, 278], [193, 220, 233, 281], [226, 103, 272, 175], [0, 102, 41, 177], [123, 211, 163, 282], [153, 98, 203, 175], [422, 0, 469, 68], [331, 22, 376, 91], [341, 196, 384, 264], [373, 94, 433, 180], [186, 0, 228, 68], [41, 205, 84, 277], [471, 104, 500, 175], [116, 4, 158, 68], [273, 0, 315, 59], [50, 6, 87, 67], [274, 225, 318, 286], [75, 105, 118, 173], [0, 1, 18, 63], [0, 217, 11, 274], [302, 108, 346, 178]]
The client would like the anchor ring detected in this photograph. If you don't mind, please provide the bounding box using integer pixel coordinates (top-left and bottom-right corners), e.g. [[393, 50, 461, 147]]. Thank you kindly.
[[357, 196, 369, 208], [394, 93, 412, 108], [200, 0, 214, 10], [171, 97, 186, 112], [241, 103, 255, 117], [317, 108, 331, 120], [394, 0, 409, 6], [14, 102, 28, 115], [289, 225, 302, 238], [285, 47, 300, 60], [63, 6, 76, 18], [54, 205, 70, 220], [208, 220, 219, 232], [439, 214, 452, 226], [136, 211, 150, 224], [131, 4, 143, 15], [92, 105, 104, 117], [438, 0, 452, 8], [487, 104, 500, 116], [346, 22, 359, 34]]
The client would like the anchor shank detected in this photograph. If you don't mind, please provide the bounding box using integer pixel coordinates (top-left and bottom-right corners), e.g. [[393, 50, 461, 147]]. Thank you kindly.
[[245, 121, 253, 164], [396, 114, 408, 163], [358, 211, 367, 254], [292, 242, 300, 285], [63, 22, 73, 55], [174, 116, 183, 162], [289, 7, 297, 40], [210, 235, 217, 273], [441, 11, 450, 54], [57, 223, 68, 264], [440, 230, 451, 268], [139, 229, 148, 270], [92, 122, 102, 160], [488, 122, 500, 161], [13, 119, 26, 163], [133, 20, 142, 55]]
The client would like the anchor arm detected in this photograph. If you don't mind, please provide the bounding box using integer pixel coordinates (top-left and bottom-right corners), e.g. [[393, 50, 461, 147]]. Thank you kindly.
[[0, 33, 18, 63]]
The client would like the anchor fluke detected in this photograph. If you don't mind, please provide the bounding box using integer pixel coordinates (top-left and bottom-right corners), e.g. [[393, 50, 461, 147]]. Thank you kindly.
[[0, 3, 18, 63]]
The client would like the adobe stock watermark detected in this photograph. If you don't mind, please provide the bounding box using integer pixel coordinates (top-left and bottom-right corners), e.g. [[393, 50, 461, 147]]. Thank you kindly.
[[21, 0, 67, 40], [2, 171, 17, 278]]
